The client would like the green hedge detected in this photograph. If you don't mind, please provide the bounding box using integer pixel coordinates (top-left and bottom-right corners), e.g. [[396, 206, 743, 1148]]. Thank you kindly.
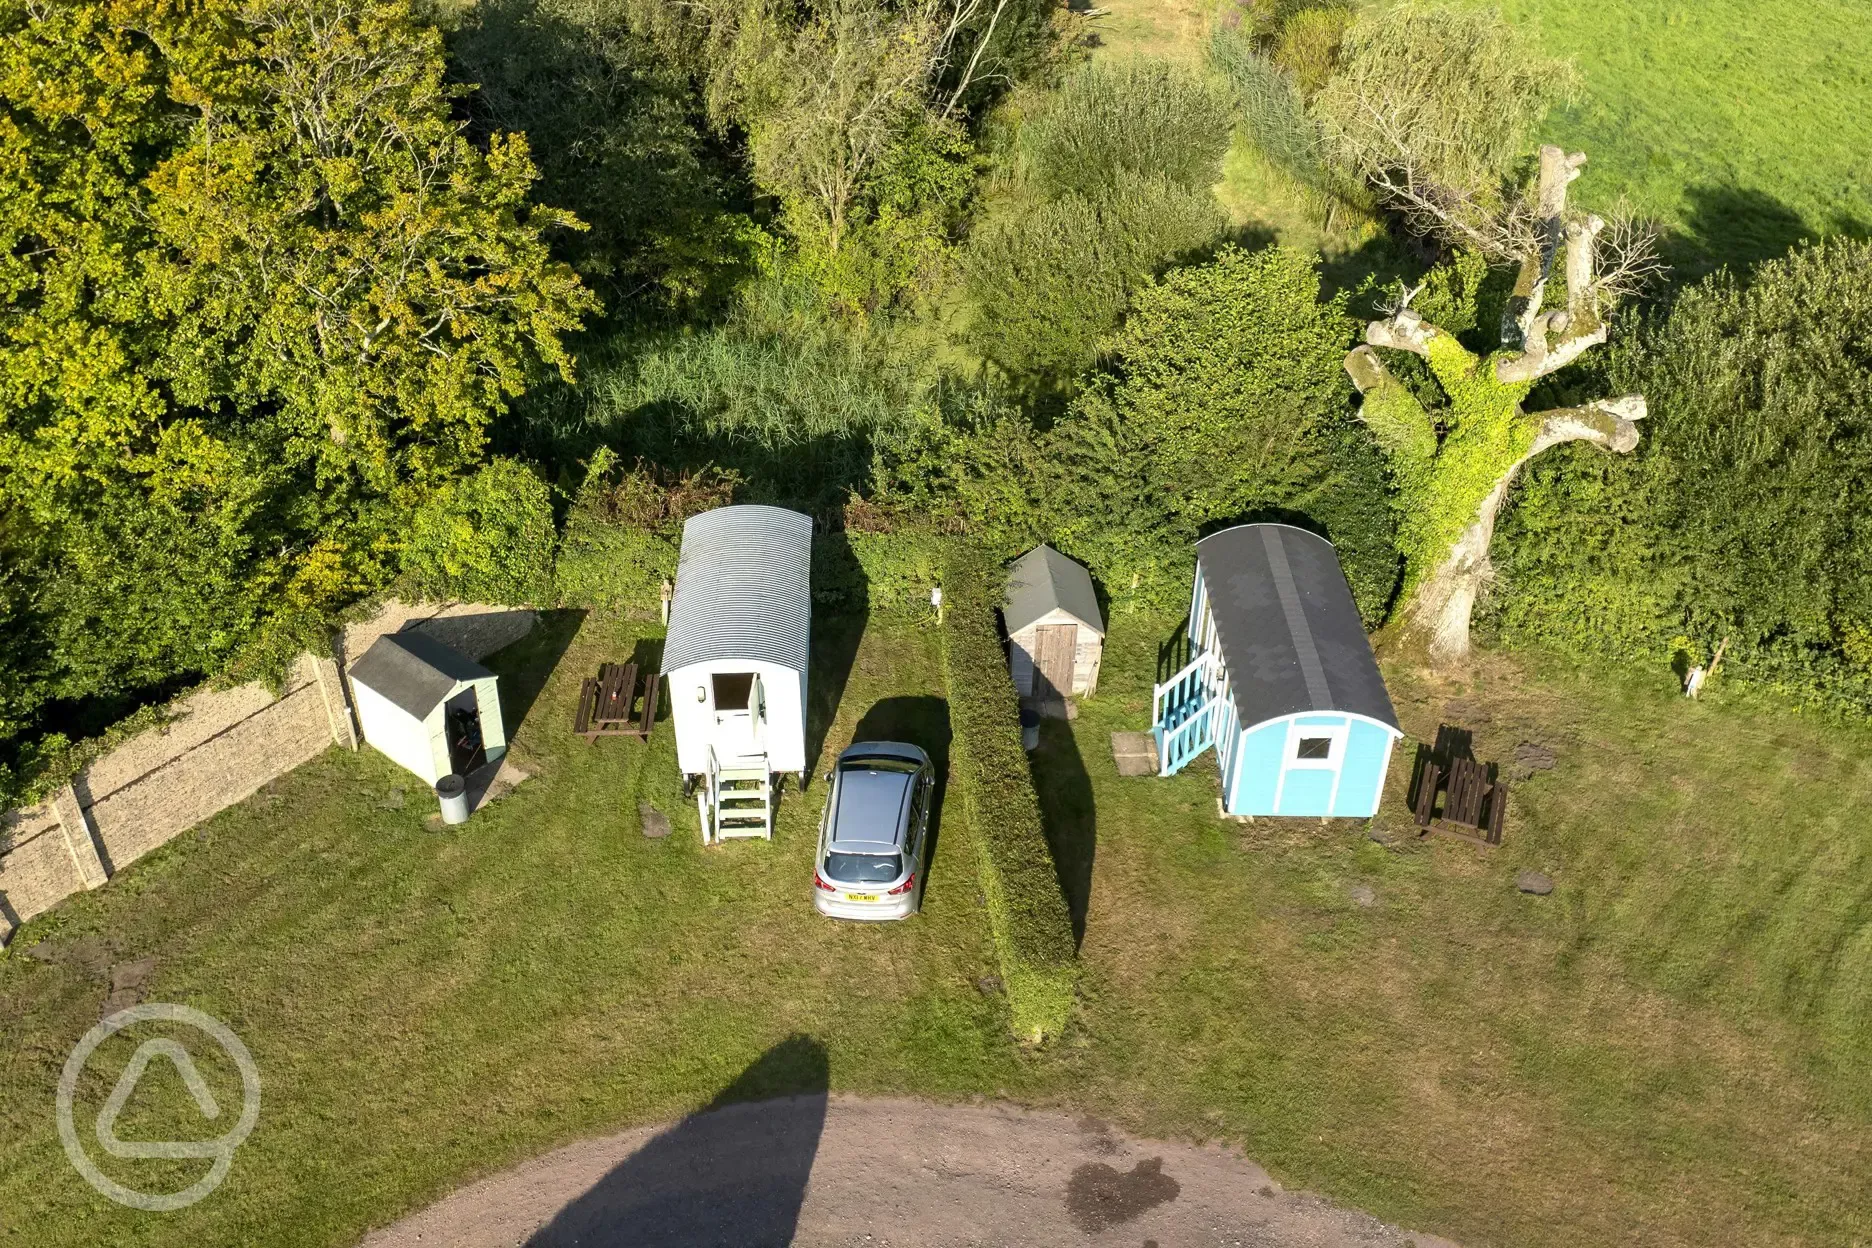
[[939, 547, 1079, 1041], [557, 520, 944, 619], [555, 524, 678, 614], [813, 528, 948, 616]]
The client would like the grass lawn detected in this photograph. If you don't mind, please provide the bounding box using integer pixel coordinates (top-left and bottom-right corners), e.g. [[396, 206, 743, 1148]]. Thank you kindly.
[[1096, 0, 1872, 278], [1036, 617, 1872, 1247], [2, 607, 1869, 1246], [0, 611, 1019, 1246]]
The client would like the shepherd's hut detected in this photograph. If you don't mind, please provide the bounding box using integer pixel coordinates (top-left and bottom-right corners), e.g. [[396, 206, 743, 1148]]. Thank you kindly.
[[1152, 524, 1401, 817], [1005, 545, 1105, 701], [663, 505, 813, 843], [349, 631, 506, 786]]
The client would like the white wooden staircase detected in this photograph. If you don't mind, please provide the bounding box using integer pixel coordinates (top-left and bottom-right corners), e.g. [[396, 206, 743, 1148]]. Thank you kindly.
[[697, 748, 773, 844]]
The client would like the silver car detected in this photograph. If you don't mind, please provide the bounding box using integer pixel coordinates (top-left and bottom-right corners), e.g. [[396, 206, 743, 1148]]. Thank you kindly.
[[812, 742, 934, 920]]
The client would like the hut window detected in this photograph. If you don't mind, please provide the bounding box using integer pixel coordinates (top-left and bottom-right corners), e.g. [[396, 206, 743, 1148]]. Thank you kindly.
[[1296, 737, 1333, 760], [713, 673, 754, 711]]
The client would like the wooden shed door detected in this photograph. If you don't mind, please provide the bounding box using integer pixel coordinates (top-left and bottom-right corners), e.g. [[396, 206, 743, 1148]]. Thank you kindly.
[[1033, 625, 1077, 701]]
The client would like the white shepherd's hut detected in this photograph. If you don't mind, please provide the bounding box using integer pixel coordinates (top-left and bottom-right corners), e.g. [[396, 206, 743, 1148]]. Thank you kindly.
[[349, 631, 506, 786], [663, 505, 813, 843], [1005, 545, 1105, 700]]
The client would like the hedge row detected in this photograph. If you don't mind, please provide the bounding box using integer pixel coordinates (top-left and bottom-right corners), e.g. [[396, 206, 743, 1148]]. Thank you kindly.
[[939, 547, 1079, 1041], [557, 518, 947, 619]]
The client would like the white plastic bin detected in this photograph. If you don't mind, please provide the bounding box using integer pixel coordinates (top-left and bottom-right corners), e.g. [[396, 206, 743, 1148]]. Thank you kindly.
[[435, 774, 470, 825]]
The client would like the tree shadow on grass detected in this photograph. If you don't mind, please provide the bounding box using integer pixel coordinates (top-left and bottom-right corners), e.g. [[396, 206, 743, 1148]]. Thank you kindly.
[[806, 532, 870, 783], [852, 696, 954, 889], [483, 608, 588, 742], [1666, 183, 1846, 281], [1031, 718, 1096, 949], [525, 1035, 831, 1247]]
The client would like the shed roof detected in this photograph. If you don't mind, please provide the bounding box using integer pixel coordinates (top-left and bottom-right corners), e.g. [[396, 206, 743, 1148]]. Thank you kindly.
[[1004, 545, 1104, 638], [348, 631, 492, 720], [1196, 524, 1399, 732], [663, 505, 814, 675]]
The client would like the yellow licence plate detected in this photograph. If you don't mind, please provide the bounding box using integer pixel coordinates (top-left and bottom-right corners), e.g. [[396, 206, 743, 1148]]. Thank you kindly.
[[845, 893, 879, 903]]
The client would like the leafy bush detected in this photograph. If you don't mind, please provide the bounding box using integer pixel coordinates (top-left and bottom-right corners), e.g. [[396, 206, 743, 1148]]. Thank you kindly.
[[554, 448, 737, 612], [963, 173, 1226, 385], [783, 114, 976, 316], [1489, 237, 1872, 712], [940, 548, 1078, 1041], [897, 245, 1398, 617], [1020, 60, 1232, 199], [815, 520, 950, 617], [1312, 3, 1577, 204], [1047, 245, 1395, 614], [402, 460, 558, 605]]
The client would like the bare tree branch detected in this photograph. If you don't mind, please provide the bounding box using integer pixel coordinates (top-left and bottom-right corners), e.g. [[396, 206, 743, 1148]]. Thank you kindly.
[[1527, 395, 1648, 455]]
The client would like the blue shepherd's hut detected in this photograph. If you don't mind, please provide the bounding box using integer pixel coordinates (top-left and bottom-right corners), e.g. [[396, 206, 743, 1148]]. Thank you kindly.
[[1152, 524, 1402, 817]]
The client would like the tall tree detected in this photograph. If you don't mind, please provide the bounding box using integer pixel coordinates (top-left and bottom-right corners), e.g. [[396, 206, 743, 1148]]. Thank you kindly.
[[0, 0, 595, 747], [1344, 146, 1651, 662]]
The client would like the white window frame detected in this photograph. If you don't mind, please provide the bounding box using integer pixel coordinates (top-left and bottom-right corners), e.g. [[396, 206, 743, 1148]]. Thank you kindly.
[[1286, 722, 1348, 768]]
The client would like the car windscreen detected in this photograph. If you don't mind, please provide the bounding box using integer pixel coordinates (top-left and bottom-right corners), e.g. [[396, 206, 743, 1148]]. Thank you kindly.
[[823, 852, 904, 885]]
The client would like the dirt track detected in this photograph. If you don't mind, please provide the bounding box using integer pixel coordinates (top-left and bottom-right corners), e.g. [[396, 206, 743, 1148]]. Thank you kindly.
[[360, 1096, 1458, 1247]]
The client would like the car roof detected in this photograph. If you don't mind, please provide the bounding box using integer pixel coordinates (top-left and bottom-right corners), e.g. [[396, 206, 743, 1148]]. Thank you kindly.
[[828, 764, 915, 854]]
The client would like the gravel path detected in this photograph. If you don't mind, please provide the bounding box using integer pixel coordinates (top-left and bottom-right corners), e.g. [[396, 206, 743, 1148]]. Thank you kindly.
[[360, 1097, 1458, 1248]]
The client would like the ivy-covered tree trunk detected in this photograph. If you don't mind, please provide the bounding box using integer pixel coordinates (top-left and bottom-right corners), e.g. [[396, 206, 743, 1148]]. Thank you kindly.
[[1344, 146, 1648, 665]]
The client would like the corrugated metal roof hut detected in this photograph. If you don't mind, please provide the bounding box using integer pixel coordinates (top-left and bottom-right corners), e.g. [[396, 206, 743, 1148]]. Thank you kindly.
[[349, 632, 506, 786], [1004, 545, 1106, 700], [664, 507, 813, 839], [1151, 524, 1401, 817]]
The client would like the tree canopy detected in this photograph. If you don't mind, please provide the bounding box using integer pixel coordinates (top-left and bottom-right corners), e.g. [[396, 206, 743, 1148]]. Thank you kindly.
[[0, 0, 593, 753]]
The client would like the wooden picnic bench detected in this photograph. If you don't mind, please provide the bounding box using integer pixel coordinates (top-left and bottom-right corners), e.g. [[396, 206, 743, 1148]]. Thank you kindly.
[[573, 661, 661, 743], [1410, 733, 1508, 847]]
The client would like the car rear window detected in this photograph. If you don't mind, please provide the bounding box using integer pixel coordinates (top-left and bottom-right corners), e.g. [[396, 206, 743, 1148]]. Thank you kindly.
[[842, 756, 919, 774], [824, 852, 903, 885]]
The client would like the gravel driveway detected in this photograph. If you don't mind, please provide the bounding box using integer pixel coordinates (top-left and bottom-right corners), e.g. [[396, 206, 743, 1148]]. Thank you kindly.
[[360, 1096, 1457, 1247]]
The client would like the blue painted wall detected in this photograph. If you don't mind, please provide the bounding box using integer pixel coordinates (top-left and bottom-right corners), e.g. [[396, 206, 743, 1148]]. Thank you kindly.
[[1223, 712, 1396, 818], [1227, 719, 1286, 813], [1332, 718, 1393, 817]]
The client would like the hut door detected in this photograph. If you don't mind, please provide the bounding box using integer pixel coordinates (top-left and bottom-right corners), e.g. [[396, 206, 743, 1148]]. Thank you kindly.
[[1034, 625, 1077, 702], [444, 688, 487, 776], [711, 672, 762, 760]]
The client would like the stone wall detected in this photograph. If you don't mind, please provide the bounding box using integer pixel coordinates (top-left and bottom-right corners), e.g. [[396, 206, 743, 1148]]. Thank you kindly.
[[0, 601, 536, 942]]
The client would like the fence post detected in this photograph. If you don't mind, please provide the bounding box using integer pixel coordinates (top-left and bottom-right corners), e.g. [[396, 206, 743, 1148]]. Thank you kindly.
[[51, 785, 109, 890]]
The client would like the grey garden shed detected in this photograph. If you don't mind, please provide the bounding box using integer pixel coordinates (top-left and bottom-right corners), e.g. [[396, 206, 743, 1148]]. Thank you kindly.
[[1005, 544, 1105, 700]]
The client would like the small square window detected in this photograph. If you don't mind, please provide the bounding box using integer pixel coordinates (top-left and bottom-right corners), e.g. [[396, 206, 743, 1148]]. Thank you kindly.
[[1296, 737, 1333, 760]]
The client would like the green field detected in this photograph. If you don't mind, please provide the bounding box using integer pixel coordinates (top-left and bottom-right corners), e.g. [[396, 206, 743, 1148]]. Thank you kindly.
[[1101, 0, 1872, 276], [1503, 0, 1872, 276], [2, 609, 1868, 1245]]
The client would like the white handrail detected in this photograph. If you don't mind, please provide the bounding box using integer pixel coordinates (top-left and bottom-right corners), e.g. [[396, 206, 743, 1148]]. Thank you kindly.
[[1152, 649, 1213, 724], [700, 745, 721, 845]]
